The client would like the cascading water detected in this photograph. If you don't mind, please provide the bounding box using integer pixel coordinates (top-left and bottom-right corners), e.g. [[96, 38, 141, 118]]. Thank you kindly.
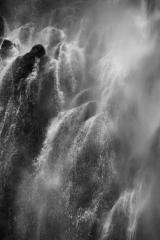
[[1, 0, 160, 240]]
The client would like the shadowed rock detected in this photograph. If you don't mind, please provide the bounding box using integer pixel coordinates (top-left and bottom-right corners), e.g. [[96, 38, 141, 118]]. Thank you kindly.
[[30, 44, 46, 58], [0, 43, 62, 240], [0, 39, 19, 61], [0, 16, 5, 38]]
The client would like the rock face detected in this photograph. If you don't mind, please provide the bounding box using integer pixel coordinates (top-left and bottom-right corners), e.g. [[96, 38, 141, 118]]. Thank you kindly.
[[0, 43, 63, 240], [0, 39, 18, 61]]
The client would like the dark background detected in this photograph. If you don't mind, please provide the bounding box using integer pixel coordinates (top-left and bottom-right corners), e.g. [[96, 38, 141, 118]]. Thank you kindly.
[[0, 0, 91, 24], [0, 0, 158, 26]]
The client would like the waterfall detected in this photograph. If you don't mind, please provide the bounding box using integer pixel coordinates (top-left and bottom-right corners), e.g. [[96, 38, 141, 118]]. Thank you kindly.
[[0, 1, 160, 240]]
